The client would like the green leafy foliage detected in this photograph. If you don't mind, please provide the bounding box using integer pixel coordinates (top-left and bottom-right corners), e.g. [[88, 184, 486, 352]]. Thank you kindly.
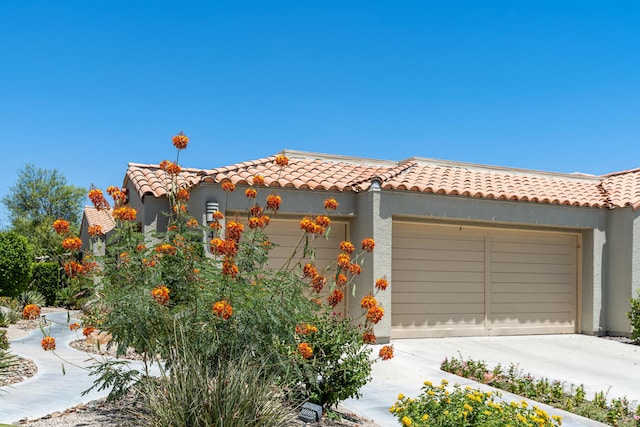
[[441, 355, 640, 426], [628, 290, 640, 343], [0, 231, 33, 297]]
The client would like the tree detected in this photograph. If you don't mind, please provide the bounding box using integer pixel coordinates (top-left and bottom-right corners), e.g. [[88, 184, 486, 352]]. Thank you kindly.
[[2, 164, 86, 257], [0, 231, 33, 297]]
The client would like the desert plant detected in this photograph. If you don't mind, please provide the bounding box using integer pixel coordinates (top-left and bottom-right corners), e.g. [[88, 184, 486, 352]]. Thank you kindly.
[[0, 330, 9, 350], [628, 290, 640, 343], [0, 310, 20, 328], [18, 290, 46, 308], [0, 349, 18, 382]]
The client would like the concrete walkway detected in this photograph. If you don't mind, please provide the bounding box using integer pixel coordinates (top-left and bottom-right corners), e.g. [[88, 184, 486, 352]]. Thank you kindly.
[[343, 335, 640, 426], [0, 311, 157, 424]]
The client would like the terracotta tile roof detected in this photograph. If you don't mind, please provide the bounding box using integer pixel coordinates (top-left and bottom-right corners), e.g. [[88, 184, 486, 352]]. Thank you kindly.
[[83, 207, 116, 234], [381, 158, 608, 208], [201, 150, 410, 192], [601, 168, 640, 210], [124, 163, 204, 199], [123, 150, 640, 210]]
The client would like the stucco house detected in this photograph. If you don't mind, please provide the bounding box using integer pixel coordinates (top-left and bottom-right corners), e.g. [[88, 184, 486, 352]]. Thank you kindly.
[[81, 149, 640, 343]]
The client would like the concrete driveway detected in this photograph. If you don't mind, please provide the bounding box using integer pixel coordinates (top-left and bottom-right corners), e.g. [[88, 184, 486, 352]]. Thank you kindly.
[[343, 335, 640, 426]]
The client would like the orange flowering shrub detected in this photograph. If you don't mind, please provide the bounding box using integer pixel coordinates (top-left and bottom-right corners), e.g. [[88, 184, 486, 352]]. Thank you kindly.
[[379, 345, 394, 360], [42, 133, 392, 419], [23, 304, 41, 320], [82, 326, 95, 337], [88, 225, 104, 237], [69, 322, 81, 331]]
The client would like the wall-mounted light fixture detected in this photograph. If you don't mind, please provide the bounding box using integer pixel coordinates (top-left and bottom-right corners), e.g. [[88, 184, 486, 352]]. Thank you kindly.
[[205, 201, 219, 223]]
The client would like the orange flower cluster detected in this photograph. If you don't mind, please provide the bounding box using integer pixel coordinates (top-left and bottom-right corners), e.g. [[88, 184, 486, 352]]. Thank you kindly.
[[253, 175, 265, 186], [53, 219, 70, 235], [362, 238, 375, 252], [69, 322, 81, 331], [327, 289, 344, 308], [299, 215, 330, 235], [151, 285, 170, 305], [379, 345, 394, 360], [303, 263, 317, 278], [297, 342, 313, 359], [245, 188, 257, 199], [265, 194, 281, 211], [225, 221, 244, 242], [41, 336, 56, 351], [360, 295, 378, 309], [340, 241, 355, 254], [186, 218, 199, 229], [89, 187, 110, 211], [295, 324, 318, 335], [83, 326, 95, 337], [311, 274, 326, 292], [176, 188, 190, 201], [337, 253, 351, 270], [22, 304, 41, 320], [113, 206, 137, 221], [222, 258, 239, 277], [61, 236, 82, 251], [172, 132, 189, 150], [324, 198, 339, 210], [363, 331, 376, 344], [375, 277, 389, 291], [106, 186, 127, 205], [160, 160, 181, 175], [212, 300, 233, 319], [275, 154, 289, 167], [349, 263, 362, 275], [248, 215, 270, 229], [221, 181, 235, 192], [136, 244, 146, 251], [366, 305, 384, 324], [64, 261, 85, 278], [336, 273, 348, 286], [88, 225, 104, 237], [155, 244, 177, 256]]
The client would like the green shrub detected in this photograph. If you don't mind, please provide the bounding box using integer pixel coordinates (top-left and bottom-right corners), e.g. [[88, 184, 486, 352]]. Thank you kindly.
[[628, 290, 640, 342], [31, 262, 61, 306], [0, 231, 33, 297], [390, 379, 562, 426], [0, 310, 20, 328]]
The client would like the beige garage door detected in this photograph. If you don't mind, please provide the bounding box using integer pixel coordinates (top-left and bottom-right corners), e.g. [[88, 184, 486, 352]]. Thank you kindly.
[[392, 221, 578, 338], [264, 218, 348, 314]]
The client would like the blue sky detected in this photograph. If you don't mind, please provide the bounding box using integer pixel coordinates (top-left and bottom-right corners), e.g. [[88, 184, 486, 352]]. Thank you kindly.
[[1, 1, 639, 227]]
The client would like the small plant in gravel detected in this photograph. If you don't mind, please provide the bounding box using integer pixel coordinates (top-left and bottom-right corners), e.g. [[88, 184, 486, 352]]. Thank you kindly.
[[390, 379, 562, 426], [441, 355, 640, 426]]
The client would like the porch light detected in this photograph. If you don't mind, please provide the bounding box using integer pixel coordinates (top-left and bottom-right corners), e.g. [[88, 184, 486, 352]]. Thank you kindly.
[[205, 201, 219, 223]]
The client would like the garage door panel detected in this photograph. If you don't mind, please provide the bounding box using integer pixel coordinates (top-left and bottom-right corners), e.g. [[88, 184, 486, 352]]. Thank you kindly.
[[492, 282, 573, 294], [491, 262, 572, 274], [492, 302, 573, 314], [394, 302, 484, 315], [393, 292, 484, 304], [393, 270, 485, 283], [393, 248, 484, 262], [393, 281, 484, 294], [393, 312, 484, 326], [393, 259, 484, 272], [491, 292, 574, 304], [492, 241, 572, 255], [492, 252, 573, 265], [491, 272, 572, 284], [392, 221, 577, 338]]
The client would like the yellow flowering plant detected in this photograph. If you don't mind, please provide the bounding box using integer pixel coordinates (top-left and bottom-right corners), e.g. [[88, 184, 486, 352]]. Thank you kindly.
[[390, 380, 562, 427]]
